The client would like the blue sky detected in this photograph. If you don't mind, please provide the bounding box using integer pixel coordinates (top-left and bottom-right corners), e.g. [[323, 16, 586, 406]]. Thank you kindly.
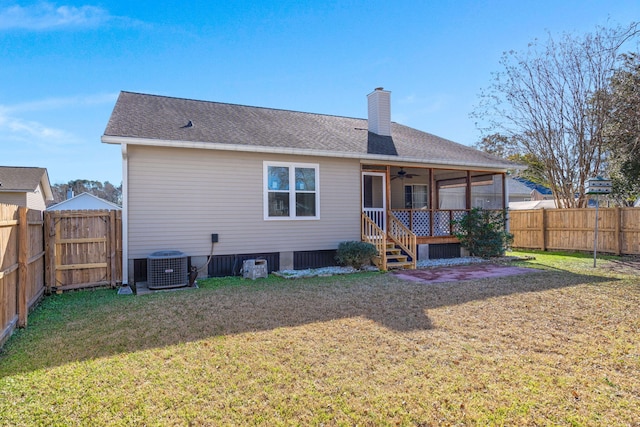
[[1, 1, 639, 185]]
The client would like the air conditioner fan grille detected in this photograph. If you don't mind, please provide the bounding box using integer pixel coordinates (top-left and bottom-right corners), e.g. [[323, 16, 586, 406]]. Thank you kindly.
[[147, 250, 188, 289]]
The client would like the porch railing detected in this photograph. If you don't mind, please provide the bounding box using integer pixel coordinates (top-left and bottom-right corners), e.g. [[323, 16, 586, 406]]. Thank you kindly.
[[390, 209, 469, 237], [362, 208, 385, 231], [387, 214, 417, 269], [361, 212, 417, 270], [361, 213, 386, 269]]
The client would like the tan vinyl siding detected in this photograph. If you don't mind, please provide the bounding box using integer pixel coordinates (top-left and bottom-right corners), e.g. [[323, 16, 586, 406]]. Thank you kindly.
[[26, 185, 47, 211], [0, 193, 26, 207], [127, 145, 361, 259]]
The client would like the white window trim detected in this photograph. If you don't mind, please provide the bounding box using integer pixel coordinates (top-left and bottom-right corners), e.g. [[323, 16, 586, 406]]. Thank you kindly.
[[404, 183, 429, 209], [263, 161, 320, 220]]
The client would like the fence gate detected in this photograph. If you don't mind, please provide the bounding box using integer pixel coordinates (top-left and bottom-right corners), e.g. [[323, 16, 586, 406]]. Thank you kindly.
[[44, 210, 122, 293]]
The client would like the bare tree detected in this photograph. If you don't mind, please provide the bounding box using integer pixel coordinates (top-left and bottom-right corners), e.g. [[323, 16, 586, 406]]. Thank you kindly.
[[475, 23, 638, 208]]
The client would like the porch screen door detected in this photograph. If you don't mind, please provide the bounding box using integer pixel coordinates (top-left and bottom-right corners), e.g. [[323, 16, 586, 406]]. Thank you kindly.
[[362, 172, 386, 231]]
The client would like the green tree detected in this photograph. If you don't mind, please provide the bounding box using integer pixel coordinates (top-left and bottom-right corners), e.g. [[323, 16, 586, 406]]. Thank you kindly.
[[604, 53, 640, 206], [475, 134, 550, 187], [474, 133, 520, 158], [507, 153, 549, 187], [50, 180, 122, 205]]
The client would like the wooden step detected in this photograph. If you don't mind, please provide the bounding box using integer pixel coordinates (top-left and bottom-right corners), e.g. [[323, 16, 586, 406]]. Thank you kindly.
[[386, 260, 414, 270], [385, 242, 412, 269], [386, 253, 408, 262]]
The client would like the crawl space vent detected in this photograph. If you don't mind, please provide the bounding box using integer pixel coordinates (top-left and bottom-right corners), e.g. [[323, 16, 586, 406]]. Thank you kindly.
[[147, 250, 188, 289]]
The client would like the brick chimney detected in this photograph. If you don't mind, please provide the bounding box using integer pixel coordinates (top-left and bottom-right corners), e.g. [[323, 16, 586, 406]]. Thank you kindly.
[[367, 87, 391, 136]]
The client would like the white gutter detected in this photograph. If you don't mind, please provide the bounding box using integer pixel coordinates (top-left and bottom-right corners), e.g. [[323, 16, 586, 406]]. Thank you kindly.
[[101, 135, 515, 172], [121, 143, 128, 285]]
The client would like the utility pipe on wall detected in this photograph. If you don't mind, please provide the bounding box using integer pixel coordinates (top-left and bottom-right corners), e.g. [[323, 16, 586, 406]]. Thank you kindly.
[[121, 143, 128, 285]]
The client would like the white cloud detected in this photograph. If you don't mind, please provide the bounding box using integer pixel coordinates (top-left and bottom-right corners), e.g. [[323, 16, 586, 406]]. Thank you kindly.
[[0, 2, 111, 30], [393, 92, 456, 132], [0, 114, 71, 140], [398, 93, 449, 113], [5, 93, 118, 114], [0, 93, 116, 144], [401, 94, 418, 104]]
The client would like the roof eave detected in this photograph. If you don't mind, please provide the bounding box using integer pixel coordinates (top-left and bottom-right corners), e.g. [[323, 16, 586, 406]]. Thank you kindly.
[[101, 135, 513, 172], [40, 169, 54, 201], [0, 188, 30, 193]]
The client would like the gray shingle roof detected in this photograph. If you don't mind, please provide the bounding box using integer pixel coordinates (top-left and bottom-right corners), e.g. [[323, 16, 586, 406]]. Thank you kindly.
[[0, 166, 48, 192], [103, 91, 514, 170]]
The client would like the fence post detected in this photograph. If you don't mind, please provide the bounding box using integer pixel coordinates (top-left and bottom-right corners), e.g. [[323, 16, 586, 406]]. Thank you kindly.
[[109, 210, 117, 288], [44, 211, 51, 293], [18, 207, 28, 328], [540, 208, 547, 251], [44, 211, 58, 294], [614, 207, 621, 256]]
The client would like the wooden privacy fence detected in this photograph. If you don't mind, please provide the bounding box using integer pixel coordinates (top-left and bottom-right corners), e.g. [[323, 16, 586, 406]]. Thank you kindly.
[[1, 204, 45, 346], [44, 210, 122, 293], [510, 208, 640, 255]]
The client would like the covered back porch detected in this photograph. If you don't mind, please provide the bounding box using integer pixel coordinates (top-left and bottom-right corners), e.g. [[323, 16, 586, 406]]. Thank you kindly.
[[361, 164, 506, 270]]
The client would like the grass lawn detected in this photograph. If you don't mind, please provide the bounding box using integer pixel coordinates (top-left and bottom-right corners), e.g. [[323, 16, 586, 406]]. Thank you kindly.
[[0, 250, 638, 426]]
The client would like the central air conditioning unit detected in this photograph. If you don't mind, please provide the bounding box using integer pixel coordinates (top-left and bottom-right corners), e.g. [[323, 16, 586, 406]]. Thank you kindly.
[[147, 250, 188, 289]]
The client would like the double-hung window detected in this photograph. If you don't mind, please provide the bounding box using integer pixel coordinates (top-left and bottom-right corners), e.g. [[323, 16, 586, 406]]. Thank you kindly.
[[404, 184, 429, 209], [264, 161, 319, 220]]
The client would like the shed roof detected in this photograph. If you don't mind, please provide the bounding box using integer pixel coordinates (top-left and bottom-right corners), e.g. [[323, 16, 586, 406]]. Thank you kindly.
[[46, 192, 121, 211], [0, 166, 53, 200], [102, 91, 516, 171], [509, 200, 558, 210]]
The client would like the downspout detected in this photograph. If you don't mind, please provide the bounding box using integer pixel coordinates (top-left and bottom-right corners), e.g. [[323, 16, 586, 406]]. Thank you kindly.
[[466, 171, 472, 210], [504, 173, 510, 232], [503, 173, 508, 210], [121, 143, 129, 285]]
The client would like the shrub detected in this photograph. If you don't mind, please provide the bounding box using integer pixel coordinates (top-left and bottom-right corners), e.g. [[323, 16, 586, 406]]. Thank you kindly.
[[335, 241, 378, 269], [452, 208, 513, 258]]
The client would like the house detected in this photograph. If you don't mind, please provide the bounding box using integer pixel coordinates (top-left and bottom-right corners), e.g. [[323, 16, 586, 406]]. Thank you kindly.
[[102, 89, 515, 284], [507, 177, 555, 210], [46, 192, 121, 211], [0, 166, 53, 211], [507, 177, 553, 203]]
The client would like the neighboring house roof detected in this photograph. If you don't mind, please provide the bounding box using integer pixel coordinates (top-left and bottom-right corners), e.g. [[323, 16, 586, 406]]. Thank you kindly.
[[0, 166, 53, 201], [511, 177, 552, 196], [102, 91, 515, 171], [509, 200, 558, 210], [507, 177, 535, 197], [46, 192, 121, 211]]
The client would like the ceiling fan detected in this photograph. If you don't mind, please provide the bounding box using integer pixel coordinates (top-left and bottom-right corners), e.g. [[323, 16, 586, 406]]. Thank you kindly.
[[391, 167, 420, 180]]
